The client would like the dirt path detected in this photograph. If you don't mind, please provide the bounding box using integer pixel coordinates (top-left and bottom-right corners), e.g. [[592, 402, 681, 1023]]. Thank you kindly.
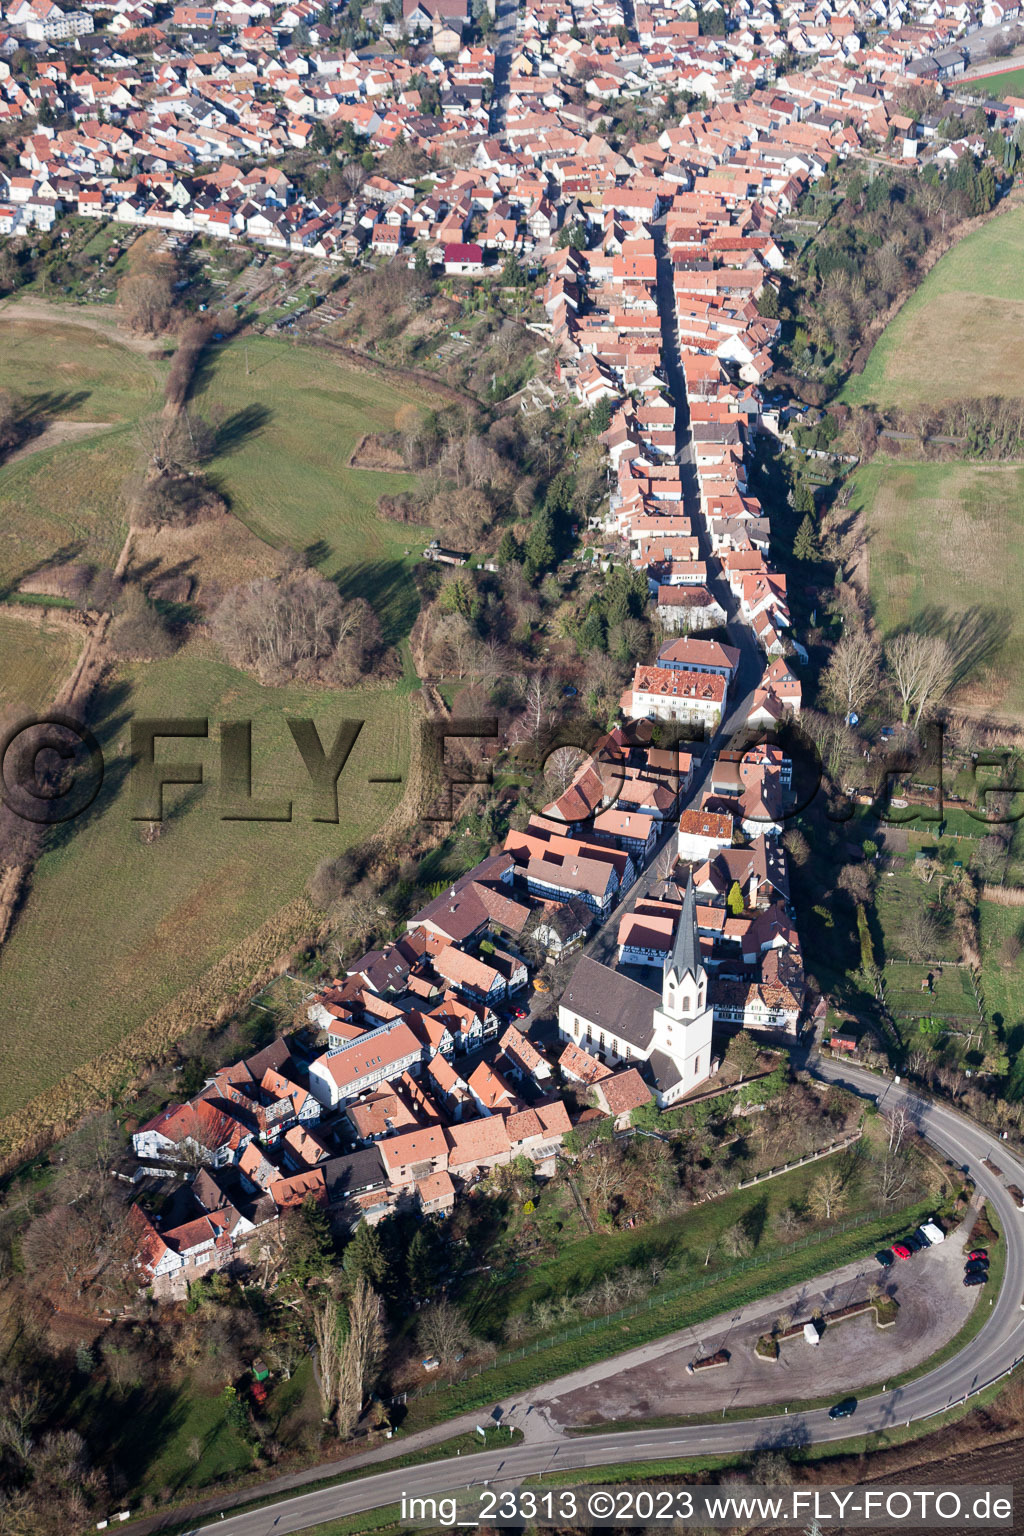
[[0, 295, 162, 357], [3, 418, 114, 467]]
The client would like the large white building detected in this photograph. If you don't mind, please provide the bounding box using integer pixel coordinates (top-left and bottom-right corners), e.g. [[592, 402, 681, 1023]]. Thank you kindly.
[[558, 875, 714, 1106]]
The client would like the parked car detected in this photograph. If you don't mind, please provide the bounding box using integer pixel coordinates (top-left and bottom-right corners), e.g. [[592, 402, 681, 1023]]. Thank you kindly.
[[828, 1397, 858, 1420], [965, 1259, 989, 1275], [902, 1234, 925, 1252], [968, 1249, 988, 1262], [964, 1272, 989, 1287], [892, 1243, 912, 1260], [875, 1249, 895, 1267]]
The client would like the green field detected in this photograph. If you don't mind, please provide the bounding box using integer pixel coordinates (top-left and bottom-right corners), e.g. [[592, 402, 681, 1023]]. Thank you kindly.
[[852, 459, 1024, 719], [0, 614, 81, 717], [0, 313, 162, 591], [0, 310, 161, 421], [968, 65, 1024, 98], [841, 206, 1024, 407], [979, 899, 1024, 1028], [0, 313, 447, 1115], [192, 337, 437, 645], [0, 644, 411, 1116]]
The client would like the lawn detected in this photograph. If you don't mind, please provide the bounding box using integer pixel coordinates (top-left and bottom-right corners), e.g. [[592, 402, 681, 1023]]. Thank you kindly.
[[471, 1148, 912, 1336], [0, 424, 138, 592], [841, 205, 1024, 407], [851, 459, 1024, 720], [191, 336, 439, 646], [0, 613, 82, 717], [0, 643, 411, 1117]]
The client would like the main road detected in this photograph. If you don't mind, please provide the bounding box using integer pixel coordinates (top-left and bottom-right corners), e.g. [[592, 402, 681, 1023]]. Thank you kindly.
[[189, 1063, 1024, 1535]]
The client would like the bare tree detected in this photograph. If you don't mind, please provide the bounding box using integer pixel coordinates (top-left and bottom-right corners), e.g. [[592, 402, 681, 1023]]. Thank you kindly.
[[876, 1152, 912, 1206], [416, 1297, 470, 1368], [722, 1221, 754, 1259], [885, 633, 954, 727], [898, 905, 942, 962], [544, 745, 587, 797], [117, 269, 173, 335], [808, 1165, 847, 1222], [336, 1279, 385, 1437], [799, 709, 857, 783], [822, 633, 880, 720], [883, 1103, 911, 1154], [311, 1297, 343, 1423]]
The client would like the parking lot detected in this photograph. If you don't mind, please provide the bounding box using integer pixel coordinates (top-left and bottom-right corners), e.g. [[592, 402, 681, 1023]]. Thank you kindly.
[[540, 1212, 984, 1428]]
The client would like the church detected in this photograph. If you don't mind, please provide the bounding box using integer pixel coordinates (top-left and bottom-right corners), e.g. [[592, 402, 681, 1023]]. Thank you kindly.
[[557, 875, 714, 1106]]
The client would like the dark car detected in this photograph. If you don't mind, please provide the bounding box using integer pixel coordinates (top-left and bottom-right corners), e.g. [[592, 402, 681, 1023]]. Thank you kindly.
[[964, 1272, 989, 1287], [968, 1249, 988, 1262], [875, 1249, 895, 1267], [903, 1234, 925, 1253], [828, 1397, 858, 1420], [965, 1259, 989, 1275]]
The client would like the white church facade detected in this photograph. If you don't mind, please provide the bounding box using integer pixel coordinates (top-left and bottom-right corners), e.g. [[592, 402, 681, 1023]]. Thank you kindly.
[[557, 875, 714, 1106]]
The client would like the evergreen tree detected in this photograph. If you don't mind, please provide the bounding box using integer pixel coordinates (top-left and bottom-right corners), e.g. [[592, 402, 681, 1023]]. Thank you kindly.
[[283, 1195, 334, 1286], [496, 528, 521, 566], [406, 1226, 439, 1296], [793, 479, 815, 516], [577, 607, 607, 654], [343, 1218, 388, 1287], [793, 514, 817, 562], [523, 505, 556, 581], [727, 880, 745, 917]]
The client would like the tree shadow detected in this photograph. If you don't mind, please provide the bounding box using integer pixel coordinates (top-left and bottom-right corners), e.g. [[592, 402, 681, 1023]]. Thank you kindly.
[[911, 603, 1013, 688], [212, 403, 272, 457], [333, 558, 421, 649], [0, 539, 87, 601], [303, 538, 332, 568], [41, 677, 134, 854], [18, 388, 92, 424]]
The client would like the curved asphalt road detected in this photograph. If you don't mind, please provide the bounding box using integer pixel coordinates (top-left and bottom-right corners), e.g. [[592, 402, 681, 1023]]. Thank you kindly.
[[193, 1064, 1024, 1535]]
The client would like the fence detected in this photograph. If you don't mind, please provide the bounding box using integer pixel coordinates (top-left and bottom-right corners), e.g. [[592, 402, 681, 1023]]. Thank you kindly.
[[413, 1208, 891, 1399], [735, 1129, 861, 1190]]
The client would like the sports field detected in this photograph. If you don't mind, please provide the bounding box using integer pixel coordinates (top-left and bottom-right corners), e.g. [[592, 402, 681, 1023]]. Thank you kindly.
[[852, 460, 1024, 719], [967, 65, 1024, 98], [842, 206, 1024, 407], [192, 336, 437, 644], [0, 644, 411, 1116]]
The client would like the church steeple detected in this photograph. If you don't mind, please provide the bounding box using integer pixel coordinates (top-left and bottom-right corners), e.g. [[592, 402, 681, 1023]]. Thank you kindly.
[[662, 872, 706, 1020]]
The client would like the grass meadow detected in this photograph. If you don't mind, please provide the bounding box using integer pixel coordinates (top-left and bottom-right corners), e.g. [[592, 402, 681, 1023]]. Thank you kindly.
[[0, 310, 445, 1114], [191, 336, 438, 645], [0, 315, 162, 591], [851, 460, 1024, 719], [841, 205, 1024, 408], [0, 614, 82, 717], [0, 644, 411, 1116]]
